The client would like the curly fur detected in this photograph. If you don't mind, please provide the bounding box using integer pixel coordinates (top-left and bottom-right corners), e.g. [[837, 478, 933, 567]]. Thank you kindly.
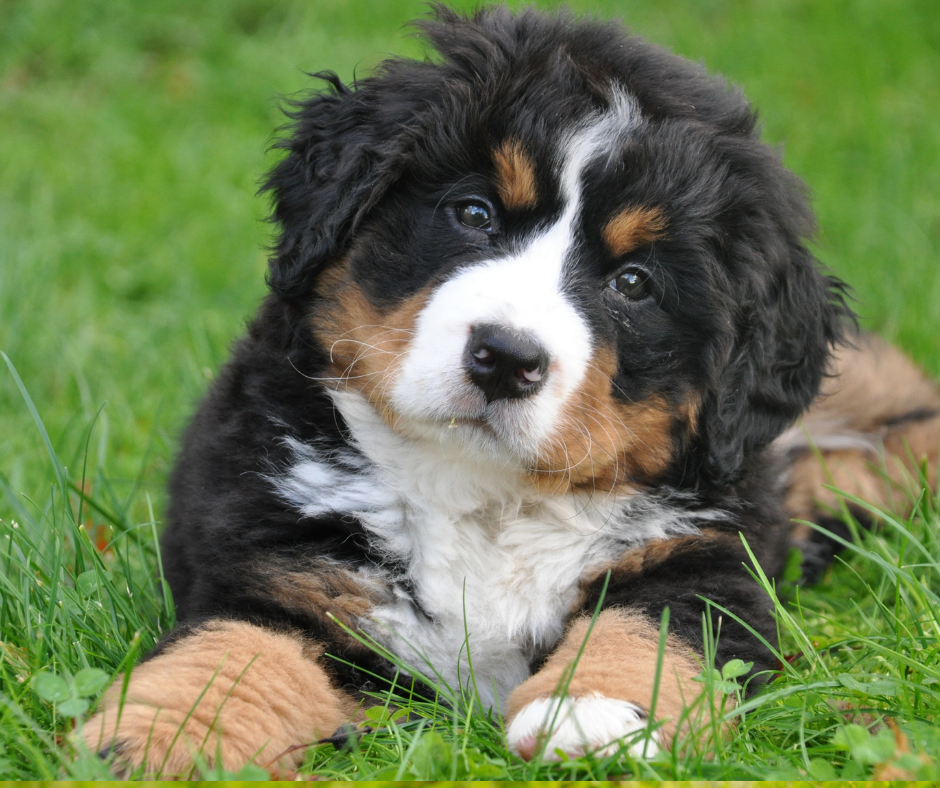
[[85, 5, 938, 774]]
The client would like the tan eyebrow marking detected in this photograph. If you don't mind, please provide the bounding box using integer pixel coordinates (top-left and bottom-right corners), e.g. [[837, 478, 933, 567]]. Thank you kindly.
[[492, 139, 538, 209], [603, 206, 667, 256]]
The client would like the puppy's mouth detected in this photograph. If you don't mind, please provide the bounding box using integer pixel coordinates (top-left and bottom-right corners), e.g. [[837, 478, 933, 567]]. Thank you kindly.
[[445, 414, 488, 430], [434, 399, 541, 455]]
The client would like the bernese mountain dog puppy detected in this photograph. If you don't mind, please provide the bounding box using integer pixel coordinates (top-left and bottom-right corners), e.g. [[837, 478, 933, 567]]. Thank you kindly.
[[84, 4, 940, 776]]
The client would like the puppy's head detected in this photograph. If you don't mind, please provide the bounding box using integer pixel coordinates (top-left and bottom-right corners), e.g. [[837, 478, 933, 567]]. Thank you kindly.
[[264, 6, 850, 494]]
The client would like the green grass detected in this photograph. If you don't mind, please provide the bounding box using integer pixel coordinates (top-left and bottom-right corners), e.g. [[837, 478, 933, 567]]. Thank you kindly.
[[1, 0, 939, 779]]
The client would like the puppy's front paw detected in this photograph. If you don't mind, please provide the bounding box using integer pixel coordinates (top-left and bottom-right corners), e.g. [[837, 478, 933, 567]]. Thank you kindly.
[[83, 702, 237, 778], [506, 693, 660, 761], [81, 621, 355, 777]]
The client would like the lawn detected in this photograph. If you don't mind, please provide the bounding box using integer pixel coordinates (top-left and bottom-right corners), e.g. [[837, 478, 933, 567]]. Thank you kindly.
[[1, 0, 939, 779]]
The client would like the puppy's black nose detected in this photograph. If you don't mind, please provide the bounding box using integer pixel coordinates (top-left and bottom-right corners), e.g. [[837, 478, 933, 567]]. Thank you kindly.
[[465, 324, 549, 402]]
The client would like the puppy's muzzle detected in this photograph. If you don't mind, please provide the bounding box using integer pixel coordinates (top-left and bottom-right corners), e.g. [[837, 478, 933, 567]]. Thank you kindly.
[[465, 324, 549, 403]]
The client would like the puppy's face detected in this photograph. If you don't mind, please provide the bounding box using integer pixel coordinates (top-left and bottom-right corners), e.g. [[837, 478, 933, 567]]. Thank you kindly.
[[272, 8, 847, 493], [315, 94, 704, 493]]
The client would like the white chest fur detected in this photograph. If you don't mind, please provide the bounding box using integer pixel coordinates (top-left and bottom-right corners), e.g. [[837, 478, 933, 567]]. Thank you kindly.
[[272, 391, 706, 710], [361, 491, 631, 710]]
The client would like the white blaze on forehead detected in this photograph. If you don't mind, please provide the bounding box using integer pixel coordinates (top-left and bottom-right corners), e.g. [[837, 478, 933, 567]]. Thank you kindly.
[[557, 89, 642, 204], [390, 88, 642, 454]]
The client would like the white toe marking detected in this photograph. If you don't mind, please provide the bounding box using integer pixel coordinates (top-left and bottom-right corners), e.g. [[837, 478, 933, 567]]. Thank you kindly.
[[507, 694, 660, 761]]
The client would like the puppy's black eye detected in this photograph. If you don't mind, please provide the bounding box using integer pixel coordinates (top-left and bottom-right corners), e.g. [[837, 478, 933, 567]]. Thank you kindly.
[[611, 268, 650, 300], [457, 201, 493, 231]]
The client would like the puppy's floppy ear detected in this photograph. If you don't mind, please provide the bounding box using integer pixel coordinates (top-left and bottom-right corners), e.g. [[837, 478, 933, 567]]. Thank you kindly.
[[262, 72, 411, 301], [700, 156, 852, 486]]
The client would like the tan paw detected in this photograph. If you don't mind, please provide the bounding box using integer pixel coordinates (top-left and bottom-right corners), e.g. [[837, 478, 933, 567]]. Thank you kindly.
[[83, 701, 279, 778], [81, 620, 354, 777]]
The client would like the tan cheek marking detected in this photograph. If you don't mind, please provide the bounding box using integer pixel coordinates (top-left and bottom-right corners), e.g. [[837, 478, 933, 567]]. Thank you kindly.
[[678, 391, 702, 438], [531, 346, 698, 495], [83, 621, 356, 778], [506, 608, 706, 749], [493, 139, 538, 210], [312, 261, 429, 428], [603, 206, 666, 257]]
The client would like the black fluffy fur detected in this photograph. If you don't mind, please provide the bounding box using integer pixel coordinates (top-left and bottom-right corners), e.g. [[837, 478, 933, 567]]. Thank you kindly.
[[159, 5, 851, 697]]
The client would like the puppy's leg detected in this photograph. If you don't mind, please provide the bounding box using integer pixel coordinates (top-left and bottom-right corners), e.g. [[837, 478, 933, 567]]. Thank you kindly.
[[781, 334, 940, 576], [506, 608, 701, 761], [507, 529, 782, 761], [83, 619, 355, 778]]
